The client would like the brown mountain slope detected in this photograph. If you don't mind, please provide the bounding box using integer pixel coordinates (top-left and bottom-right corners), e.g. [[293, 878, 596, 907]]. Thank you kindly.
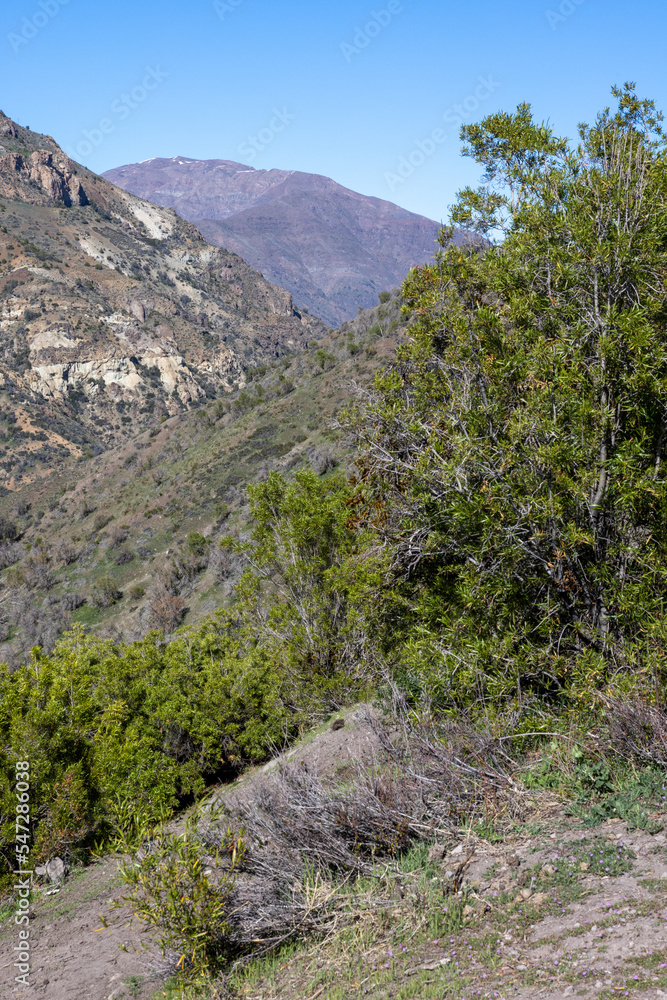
[[0, 291, 407, 663], [0, 113, 325, 490], [102, 157, 453, 326]]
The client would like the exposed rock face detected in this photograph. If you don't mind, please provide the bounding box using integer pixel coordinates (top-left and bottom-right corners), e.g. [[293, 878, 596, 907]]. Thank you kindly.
[[0, 114, 327, 489], [0, 118, 18, 139], [103, 156, 455, 326], [0, 149, 88, 207]]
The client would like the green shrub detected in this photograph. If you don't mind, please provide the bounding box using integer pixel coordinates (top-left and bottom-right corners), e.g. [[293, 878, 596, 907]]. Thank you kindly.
[[117, 812, 245, 978], [345, 84, 667, 709], [186, 532, 209, 557], [90, 575, 121, 608], [0, 621, 297, 882]]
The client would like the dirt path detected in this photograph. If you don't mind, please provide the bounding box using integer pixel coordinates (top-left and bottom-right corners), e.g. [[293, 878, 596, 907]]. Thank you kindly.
[[0, 860, 163, 1000]]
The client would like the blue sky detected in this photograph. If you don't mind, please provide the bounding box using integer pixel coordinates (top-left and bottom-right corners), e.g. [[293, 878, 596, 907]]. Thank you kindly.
[[0, 0, 665, 222]]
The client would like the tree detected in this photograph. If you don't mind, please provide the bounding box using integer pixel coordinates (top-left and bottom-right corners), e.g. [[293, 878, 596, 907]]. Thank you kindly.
[[348, 85, 667, 705], [234, 470, 381, 705]]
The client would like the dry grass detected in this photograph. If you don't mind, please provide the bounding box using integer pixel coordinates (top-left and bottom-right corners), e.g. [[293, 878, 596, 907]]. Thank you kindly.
[[603, 696, 667, 766], [190, 710, 530, 972]]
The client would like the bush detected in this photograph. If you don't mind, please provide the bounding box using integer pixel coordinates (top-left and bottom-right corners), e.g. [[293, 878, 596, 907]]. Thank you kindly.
[[314, 349, 335, 372], [346, 85, 667, 707], [107, 525, 129, 549], [61, 593, 85, 611], [147, 585, 185, 632], [0, 620, 298, 882], [92, 514, 112, 534], [0, 542, 21, 570], [209, 544, 243, 584], [186, 532, 209, 557], [0, 517, 18, 542], [54, 540, 77, 566], [310, 447, 337, 475], [90, 575, 121, 608], [118, 814, 245, 978], [22, 552, 53, 591], [234, 469, 382, 705]]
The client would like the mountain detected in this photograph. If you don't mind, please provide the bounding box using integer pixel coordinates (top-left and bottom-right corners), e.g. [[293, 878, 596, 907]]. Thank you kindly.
[[0, 113, 325, 490], [102, 157, 452, 326]]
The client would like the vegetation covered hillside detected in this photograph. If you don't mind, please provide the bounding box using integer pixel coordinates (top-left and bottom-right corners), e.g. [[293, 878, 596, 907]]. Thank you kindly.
[[4, 84, 667, 1000], [0, 290, 407, 664]]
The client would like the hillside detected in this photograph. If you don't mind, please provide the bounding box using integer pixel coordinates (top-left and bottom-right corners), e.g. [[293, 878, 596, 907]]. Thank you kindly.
[[102, 157, 453, 326], [3, 85, 667, 1000], [0, 113, 325, 491], [0, 290, 407, 663]]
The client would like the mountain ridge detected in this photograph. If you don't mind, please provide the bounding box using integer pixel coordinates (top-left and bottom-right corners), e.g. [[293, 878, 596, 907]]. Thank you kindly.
[[102, 156, 453, 326]]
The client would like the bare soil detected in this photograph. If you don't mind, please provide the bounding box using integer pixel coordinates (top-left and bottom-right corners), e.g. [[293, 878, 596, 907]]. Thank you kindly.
[[0, 859, 163, 1000]]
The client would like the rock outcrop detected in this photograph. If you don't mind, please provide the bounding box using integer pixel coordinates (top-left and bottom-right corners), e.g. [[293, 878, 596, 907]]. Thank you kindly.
[[0, 149, 88, 206]]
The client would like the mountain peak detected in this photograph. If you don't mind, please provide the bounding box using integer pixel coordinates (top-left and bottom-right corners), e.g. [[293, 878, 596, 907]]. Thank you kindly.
[[103, 157, 452, 326]]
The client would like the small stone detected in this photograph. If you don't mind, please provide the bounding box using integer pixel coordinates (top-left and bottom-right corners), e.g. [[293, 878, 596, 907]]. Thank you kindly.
[[428, 844, 447, 863], [579, 861, 589, 871], [450, 843, 464, 855], [542, 863, 555, 875], [520, 888, 533, 900], [517, 963, 527, 971], [45, 857, 66, 884]]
